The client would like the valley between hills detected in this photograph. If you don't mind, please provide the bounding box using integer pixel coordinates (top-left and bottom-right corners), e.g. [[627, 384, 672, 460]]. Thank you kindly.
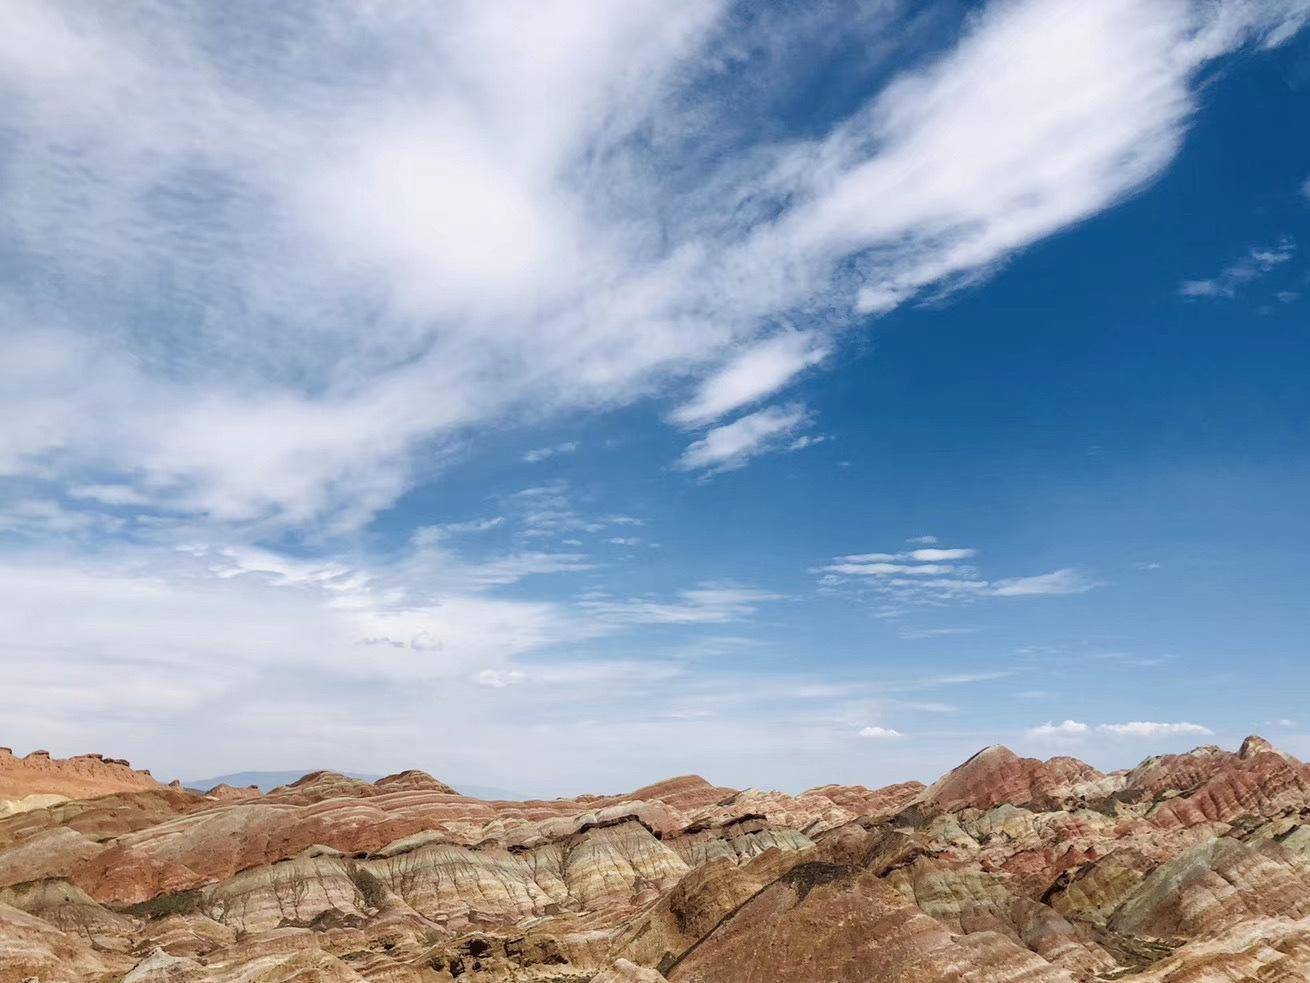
[[5, 736, 1310, 982]]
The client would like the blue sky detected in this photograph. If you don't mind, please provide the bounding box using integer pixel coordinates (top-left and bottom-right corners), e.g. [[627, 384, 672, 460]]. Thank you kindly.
[[1, 0, 1308, 795]]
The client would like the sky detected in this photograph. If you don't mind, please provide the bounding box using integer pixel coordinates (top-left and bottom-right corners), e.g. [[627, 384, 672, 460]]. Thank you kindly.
[[1, 0, 1309, 797]]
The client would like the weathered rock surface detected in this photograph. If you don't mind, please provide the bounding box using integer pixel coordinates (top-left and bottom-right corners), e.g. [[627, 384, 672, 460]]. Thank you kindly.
[[0, 746, 160, 810], [6, 735, 1310, 981]]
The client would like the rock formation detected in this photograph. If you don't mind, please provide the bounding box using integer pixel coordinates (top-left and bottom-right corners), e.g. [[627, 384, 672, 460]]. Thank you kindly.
[[4, 736, 1310, 981], [0, 747, 160, 818]]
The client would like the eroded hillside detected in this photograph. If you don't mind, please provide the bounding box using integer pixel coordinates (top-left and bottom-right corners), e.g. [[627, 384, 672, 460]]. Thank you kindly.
[[4, 738, 1310, 981]]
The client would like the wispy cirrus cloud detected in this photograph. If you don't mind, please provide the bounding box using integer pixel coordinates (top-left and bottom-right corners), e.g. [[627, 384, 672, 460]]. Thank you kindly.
[[1, 0, 1306, 791], [1179, 236, 1296, 299], [675, 403, 814, 474], [523, 442, 580, 464], [1, 0, 1304, 526], [990, 568, 1100, 597], [578, 583, 785, 625], [816, 543, 1099, 609], [671, 332, 828, 427]]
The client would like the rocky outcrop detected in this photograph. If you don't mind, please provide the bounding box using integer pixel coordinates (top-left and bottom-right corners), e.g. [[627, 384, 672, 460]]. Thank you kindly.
[[0, 747, 160, 807], [204, 783, 262, 801]]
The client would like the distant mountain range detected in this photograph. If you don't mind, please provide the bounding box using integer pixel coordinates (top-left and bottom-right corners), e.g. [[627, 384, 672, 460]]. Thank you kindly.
[[183, 769, 524, 801]]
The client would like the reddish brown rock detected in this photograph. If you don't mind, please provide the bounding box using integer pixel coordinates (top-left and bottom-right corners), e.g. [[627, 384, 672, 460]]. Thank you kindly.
[[666, 864, 1074, 982], [0, 746, 159, 804], [204, 783, 262, 801], [6, 735, 1310, 982], [913, 745, 1108, 815]]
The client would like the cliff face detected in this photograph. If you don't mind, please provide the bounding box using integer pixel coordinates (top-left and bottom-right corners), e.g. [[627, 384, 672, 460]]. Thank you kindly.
[[3, 738, 1310, 982]]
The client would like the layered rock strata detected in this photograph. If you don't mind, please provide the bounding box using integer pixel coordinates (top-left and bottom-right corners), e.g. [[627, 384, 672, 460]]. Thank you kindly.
[[3, 737, 1310, 982]]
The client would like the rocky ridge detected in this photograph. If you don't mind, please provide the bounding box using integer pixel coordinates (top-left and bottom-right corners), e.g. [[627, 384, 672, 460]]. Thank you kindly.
[[3, 737, 1310, 981], [0, 747, 160, 818]]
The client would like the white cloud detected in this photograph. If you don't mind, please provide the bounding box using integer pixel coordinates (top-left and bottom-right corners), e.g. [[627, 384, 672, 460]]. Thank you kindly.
[[67, 484, 156, 507], [0, 1, 1300, 523], [607, 536, 641, 546], [1096, 721, 1213, 738], [0, 1, 1305, 790], [907, 548, 975, 561], [1026, 719, 1089, 739], [836, 548, 975, 564], [1179, 236, 1296, 299], [579, 583, 784, 625], [476, 669, 527, 689], [787, 434, 830, 451], [1027, 719, 1213, 740], [898, 627, 979, 640], [504, 482, 643, 541], [671, 332, 828, 426], [817, 544, 1098, 608], [990, 568, 1099, 597], [906, 536, 938, 545], [824, 562, 958, 576], [858, 726, 905, 740], [411, 516, 506, 544], [0, 498, 122, 536], [675, 403, 812, 474], [524, 442, 580, 464]]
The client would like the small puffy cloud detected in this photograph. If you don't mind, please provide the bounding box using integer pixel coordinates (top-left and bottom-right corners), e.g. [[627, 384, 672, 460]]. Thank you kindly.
[[523, 441, 579, 464], [672, 333, 827, 427], [1026, 719, 1089, 739], [858, 726, 905, 739], [906, 536, 938, 545], [1095, 721, 1212, 737], [675, 403, 811, 474], [607, 536, 641, 546], [990, 568, 1098, 597]]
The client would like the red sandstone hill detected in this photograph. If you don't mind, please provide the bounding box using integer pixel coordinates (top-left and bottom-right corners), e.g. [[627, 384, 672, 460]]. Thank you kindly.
[[0, 746, 160, 806], [4, 736, 1310, 982]]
